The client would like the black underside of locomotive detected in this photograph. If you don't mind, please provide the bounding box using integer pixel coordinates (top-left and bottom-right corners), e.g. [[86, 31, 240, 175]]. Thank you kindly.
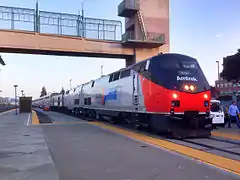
[[92, 109, 212, 139], [147, 113, 212, 139]]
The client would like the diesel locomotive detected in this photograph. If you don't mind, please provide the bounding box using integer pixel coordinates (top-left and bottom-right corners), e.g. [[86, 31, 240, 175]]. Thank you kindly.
[[33, 53, 212, 138]]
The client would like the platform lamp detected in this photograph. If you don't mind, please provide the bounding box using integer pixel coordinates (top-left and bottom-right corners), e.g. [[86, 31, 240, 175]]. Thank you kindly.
[[14, 85, 18, 115], [69, 79, 72, 90], [80, 0, 85, 37], [216, 60, 220, 80], [0, 55, 5, 96], [101, 65, 103, 77]]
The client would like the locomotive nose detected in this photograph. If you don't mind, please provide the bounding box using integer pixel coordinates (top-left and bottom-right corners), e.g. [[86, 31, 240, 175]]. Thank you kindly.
[[170, 91, 211, 114]]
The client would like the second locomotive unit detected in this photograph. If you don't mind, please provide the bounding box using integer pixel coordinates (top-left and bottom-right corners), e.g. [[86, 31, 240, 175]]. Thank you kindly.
[[33, 53, 212, 138]]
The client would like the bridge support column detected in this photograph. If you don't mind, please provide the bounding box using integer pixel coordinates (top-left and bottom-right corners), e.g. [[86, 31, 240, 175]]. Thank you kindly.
[[125, 56, 135, 66], [125, 45, 169, 66]]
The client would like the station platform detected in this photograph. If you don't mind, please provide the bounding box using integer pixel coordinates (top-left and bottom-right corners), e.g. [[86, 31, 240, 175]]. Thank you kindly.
[[212, 124, 240, 141], [0, 110, 240, 180], [0, 110, 59, 180]]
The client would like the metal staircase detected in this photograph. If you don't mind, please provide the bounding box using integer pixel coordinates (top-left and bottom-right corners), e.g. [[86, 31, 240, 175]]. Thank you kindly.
[[137, 9, 147, 40]]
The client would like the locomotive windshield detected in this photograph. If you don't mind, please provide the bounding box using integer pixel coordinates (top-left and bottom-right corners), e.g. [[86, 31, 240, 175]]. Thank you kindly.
[[137, 54, 210, 93]]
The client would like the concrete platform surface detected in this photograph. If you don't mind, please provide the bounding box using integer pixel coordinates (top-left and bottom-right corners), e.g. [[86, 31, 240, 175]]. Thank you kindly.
[[214, 124, 240, 133], [0, 110, 59, 180], [1, 110, 240, 180], [212, 124, 240, 141]]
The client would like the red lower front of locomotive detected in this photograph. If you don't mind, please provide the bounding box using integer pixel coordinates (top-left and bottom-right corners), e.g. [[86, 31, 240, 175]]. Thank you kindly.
[[169, 90, 211, 117], [140, 78, 212, 138]]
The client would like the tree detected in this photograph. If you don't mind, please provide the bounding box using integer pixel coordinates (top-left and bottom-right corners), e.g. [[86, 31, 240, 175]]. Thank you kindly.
[[220, 49, 240, 83], [40, 86, 47, 97], [60, 87, 65, 95]]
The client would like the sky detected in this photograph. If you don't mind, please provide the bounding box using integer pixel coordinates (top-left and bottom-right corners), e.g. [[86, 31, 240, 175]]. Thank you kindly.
[[0, 0, 240, 99]]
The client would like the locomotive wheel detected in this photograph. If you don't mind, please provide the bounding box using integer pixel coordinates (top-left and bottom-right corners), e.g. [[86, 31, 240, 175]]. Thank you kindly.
[[109, 116, 120, 124]]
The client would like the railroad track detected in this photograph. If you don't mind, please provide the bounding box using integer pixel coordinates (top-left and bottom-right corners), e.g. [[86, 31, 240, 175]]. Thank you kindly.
[[178, 138, 240, 157], [208, 136, 240, 146], [0, 107, 15, 113]]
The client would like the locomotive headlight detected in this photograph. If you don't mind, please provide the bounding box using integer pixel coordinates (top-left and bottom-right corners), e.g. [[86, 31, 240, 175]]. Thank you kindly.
[[204, 94, 208, 99], [190, 85, 195, 91], [184, 85, 189, 91], [172, 93, 178, 99]]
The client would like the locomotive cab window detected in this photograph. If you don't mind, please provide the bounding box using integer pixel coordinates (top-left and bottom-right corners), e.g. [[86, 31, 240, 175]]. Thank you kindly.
[[109, 74, 114, 83], [113, 72, 120, 81], [91, 81, 95, 87], [133, 61, 146, 73], [120, 69, 131, 78]]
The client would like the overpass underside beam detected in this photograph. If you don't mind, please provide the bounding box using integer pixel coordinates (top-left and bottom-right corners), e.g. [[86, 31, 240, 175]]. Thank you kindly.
[[0, 30, 167, 66]]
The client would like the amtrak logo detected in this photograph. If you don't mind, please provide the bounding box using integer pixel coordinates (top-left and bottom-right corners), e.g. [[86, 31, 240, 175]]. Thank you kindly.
[[177, 76, 198, 81]]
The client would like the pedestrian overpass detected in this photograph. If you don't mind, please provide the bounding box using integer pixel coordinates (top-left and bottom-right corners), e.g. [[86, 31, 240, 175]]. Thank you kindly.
[[0, 0, 169, 65]]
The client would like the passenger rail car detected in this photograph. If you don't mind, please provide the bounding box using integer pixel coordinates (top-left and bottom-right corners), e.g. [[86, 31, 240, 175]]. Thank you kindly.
[[33, 53, 212, 138]]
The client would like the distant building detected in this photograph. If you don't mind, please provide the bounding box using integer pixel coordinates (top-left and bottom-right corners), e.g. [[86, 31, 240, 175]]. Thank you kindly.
[[215, 77, 240, 97], [210, 86, 219, 99], [0, 97, 19, 105]]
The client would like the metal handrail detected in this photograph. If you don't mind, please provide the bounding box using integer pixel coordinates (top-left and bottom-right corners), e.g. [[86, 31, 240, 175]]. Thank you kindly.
[[122, 31, 165, 43], [0, 5, 122, 41]]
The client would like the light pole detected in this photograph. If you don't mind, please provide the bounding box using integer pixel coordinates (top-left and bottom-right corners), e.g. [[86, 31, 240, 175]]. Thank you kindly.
[[0, 55, 6, 94], [81, 0, 84, 19], [101, 65, 103, 76], [21, 90, 24, 97], [35, 0, 40, 32], [0, 68, 2, 94], [14, 85, 18, 115], [69, 79, 72, 89], [0, 90, 2, 104], [81, 0, 85, 37], [216, 61, 220, 80]]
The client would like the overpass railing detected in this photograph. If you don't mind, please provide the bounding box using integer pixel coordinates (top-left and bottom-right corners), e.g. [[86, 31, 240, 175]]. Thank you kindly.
[[122, 31, 165, 43], [0, 6, 122, 41]]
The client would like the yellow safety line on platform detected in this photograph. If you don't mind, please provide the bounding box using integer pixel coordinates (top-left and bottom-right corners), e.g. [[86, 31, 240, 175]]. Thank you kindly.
[[53, 121, 88, 125], [212, 131, 240, 141], [31, 111, 40, 125], [90, 122, 240, 175]]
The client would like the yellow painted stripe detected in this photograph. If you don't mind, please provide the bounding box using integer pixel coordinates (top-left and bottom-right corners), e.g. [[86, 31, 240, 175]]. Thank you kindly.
[[53, 121, 88, 125], [212, 131, 240, 141], [90, 122, 240, 175], [32, 111, 40, 125]]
